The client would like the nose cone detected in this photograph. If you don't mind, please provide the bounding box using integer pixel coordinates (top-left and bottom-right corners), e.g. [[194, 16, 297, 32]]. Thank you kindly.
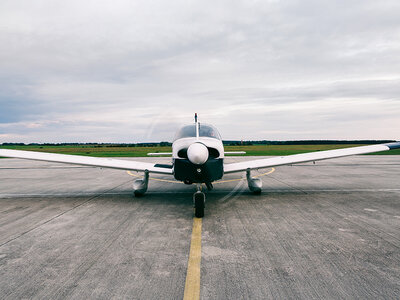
[[187, 143, 209, 165]]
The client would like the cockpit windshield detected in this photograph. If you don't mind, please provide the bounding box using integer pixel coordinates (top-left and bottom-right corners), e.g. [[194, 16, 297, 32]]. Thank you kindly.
[[173, 124, 222, 141]]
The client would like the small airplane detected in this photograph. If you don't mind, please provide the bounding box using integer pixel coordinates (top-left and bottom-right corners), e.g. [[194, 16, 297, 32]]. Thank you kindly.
[[0, 114, 399, 217]]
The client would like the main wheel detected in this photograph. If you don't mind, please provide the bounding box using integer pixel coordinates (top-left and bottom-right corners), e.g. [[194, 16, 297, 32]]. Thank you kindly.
[[194, 192, 205, 218], [134, 190, 144, 197]]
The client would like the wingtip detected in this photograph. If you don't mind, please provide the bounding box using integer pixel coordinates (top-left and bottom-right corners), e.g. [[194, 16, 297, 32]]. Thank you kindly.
[[385, 141, 400, 150]]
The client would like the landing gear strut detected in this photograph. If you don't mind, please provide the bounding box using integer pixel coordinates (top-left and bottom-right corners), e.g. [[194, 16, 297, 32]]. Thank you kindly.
[[205, 182, 213, 191], [193, 184, 205, 218], [133, 170, 149, 197], [246, 169, 262, 194]]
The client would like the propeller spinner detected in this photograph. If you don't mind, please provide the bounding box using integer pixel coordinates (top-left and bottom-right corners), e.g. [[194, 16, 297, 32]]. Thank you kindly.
[[187, 142, 208, 165]]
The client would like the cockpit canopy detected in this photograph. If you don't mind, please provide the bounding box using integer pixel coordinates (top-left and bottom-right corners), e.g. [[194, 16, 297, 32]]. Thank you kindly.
[[173, 124, 222, 141]]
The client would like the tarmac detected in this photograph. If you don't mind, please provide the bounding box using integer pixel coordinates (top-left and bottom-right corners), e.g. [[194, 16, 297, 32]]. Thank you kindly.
[[0, 155, 399, 299]]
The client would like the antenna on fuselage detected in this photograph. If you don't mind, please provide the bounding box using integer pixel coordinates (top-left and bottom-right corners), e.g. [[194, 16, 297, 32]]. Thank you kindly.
[[195, 113, 199, 140]]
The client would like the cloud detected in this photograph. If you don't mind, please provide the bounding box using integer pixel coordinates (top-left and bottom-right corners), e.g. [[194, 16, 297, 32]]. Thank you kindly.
[[0, 0, 399, 142]]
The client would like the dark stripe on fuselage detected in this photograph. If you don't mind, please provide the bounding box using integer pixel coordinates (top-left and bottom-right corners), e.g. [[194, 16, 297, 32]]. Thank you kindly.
[[173, 158, 224, 183], [154, 164, 173, 169]]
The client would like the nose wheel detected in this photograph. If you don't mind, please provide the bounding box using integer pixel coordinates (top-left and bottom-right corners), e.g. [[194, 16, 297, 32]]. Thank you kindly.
[[193, 191, 205, 218]]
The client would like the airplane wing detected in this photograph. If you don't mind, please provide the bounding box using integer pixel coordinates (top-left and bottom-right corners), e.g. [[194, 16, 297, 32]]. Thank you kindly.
[[224, 151, 246, 155], [224, 142, 400, 174], [147, 152, 172, 156], [0, 149, 173, 175]]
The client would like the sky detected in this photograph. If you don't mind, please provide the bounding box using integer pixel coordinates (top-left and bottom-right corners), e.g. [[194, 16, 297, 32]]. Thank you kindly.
[[0, 0, 399, 143]]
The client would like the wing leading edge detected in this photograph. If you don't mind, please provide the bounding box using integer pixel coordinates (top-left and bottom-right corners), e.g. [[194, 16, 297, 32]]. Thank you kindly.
[[224, 142, 400, 174], [0, 149, 173, 175]]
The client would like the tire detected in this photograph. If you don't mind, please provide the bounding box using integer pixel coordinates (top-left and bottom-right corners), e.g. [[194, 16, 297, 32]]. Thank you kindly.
[[134, 190, 144, 197], [253, 189, 262, 195], [194, 192, 205, 218]]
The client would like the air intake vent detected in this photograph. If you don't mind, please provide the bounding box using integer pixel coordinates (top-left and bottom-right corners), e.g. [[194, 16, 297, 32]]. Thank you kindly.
[[208, 147, 220, 159], [178, 149, 188, 158]]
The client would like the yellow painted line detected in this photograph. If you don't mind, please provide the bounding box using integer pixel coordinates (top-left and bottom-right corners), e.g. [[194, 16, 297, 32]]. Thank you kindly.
[[254, 167, 276, 178], [183, 217, 202, 300], [214, 178, 245, 184]]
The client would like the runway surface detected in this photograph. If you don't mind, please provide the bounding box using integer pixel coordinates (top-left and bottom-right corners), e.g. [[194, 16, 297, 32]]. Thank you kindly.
[[0, 156, 399, 299]]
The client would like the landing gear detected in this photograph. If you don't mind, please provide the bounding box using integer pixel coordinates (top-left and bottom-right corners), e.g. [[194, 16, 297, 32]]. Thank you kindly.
[[133, 170, 149, 197], [193, 184, 205, 218], [246, 169, 262, 194]]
